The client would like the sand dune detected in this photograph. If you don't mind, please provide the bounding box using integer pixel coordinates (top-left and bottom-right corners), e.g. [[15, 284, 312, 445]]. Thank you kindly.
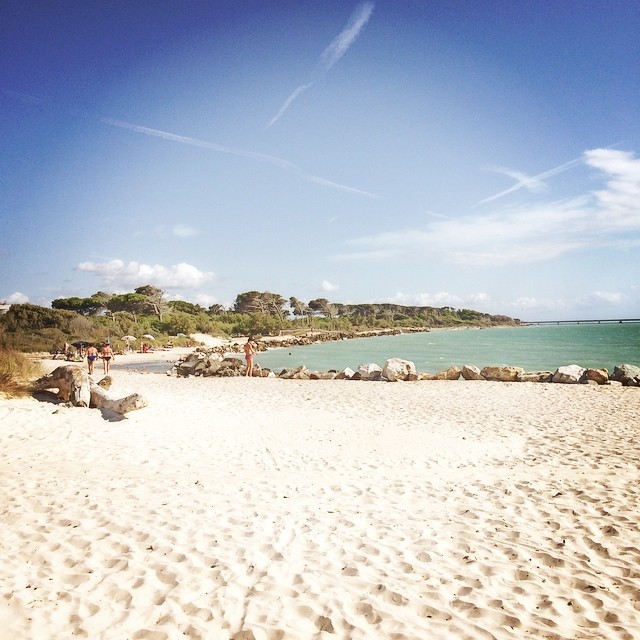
[[1, 359, 639, 639]]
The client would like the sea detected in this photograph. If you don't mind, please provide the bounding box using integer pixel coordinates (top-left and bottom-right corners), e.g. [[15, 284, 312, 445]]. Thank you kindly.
[[115, 323, 640, 375], [255, 323, 640, 374]]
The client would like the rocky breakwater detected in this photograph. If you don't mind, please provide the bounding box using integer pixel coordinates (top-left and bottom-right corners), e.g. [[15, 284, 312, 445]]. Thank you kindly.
[[260, 327, 429, 350], [172, 350, 640, 386]]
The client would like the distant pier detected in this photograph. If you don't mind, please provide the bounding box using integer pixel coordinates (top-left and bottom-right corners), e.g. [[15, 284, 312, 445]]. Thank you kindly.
[[525, 318, 640, 325]]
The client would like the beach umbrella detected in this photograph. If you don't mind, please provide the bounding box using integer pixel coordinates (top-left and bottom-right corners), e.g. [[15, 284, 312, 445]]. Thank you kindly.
[[121, 335, 136, 341], [176, 333, 186, 338], [142, 334, 155, 340], [71, 340, 89, 348]]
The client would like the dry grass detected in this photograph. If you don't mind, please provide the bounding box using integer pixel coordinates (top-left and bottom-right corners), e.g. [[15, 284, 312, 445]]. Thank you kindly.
[[0, 349, 42, 398]]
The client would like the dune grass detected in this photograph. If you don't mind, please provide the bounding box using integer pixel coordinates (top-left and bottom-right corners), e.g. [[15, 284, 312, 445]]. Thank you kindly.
[[0, 348, 42, 397]]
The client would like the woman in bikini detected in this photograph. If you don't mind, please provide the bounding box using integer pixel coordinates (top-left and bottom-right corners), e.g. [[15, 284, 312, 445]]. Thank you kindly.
[[101, 342, 114, 374], [243, 337, 257, 377]]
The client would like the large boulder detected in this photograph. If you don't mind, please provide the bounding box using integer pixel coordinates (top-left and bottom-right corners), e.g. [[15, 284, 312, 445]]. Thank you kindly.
[[461, 365, 484, 380], [520, 371, 554, 383], [433, 366, 462, 380], [480, 366, 524, 382], [309, 371, 337, 380], [584, 368, 609, 385], [280, 365, 311, 380], [610, 363, 640, 387], [552, 365, 586, 384], [176, 352, 205, 377], [357, 363, 383, 381], [217, 358, 244, 377], [335, 367, 356, 380], [383, 358, 416, 381]]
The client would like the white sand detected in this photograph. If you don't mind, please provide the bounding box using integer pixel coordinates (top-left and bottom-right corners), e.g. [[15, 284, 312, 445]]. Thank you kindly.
[[1, 355, 639, 639]]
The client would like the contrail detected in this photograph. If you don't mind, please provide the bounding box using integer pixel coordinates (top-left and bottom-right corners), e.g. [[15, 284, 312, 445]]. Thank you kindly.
[[266, 2, 374, 128], [2, 90, 378, 197], [319, 1, 375, 72], [101, 117, 378, 197], [266, 82, 314, 129], [477, 157, 583, 205]]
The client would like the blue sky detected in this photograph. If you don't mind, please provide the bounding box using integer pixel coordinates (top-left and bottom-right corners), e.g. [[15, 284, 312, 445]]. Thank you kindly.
[[1, 0, 639, 321]]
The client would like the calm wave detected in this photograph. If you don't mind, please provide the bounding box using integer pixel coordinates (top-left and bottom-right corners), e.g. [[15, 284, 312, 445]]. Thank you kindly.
[[256, 324, 640, 373]]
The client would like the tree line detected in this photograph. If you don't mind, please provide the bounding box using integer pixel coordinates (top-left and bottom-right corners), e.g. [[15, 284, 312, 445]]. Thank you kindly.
[[0, 286, 519, 352]]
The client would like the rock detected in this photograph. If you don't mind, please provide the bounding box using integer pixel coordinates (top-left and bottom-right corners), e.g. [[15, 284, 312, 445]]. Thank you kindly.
[[280, 365, 310, 380], [480, 366, 524, 382], [335, 367, 356, 380], [96, 375, 113, 389], [610, 363, 640, 387], [520, 371, 554, 383], [357, 363, 383, 381], [552, 365, 587, 384], [584, 368, 609, 385], [432, 366, 462, 380], [202, 361, 222, 376], [310, 371, 337, 380], [461, 365, 484, 380], [382, 358, 416, 381], [176, 353, 204, 377]]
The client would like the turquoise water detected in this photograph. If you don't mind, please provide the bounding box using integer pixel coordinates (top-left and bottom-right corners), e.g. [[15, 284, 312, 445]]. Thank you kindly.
[[256, 324, 640, 373]]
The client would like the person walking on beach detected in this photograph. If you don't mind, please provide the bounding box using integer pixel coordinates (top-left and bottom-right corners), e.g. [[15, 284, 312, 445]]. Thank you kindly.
[[86, 345, 98, 374], [101, 342, 114, 375], [244, 337, 257, 377]]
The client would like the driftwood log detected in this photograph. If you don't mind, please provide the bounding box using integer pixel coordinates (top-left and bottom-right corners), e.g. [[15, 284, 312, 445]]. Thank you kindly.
[[33, 365, 148, 414]]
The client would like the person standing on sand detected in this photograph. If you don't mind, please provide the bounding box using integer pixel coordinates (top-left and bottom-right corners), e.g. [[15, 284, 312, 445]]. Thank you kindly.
[[101, 342, 114, 375], [86, 345, 98, 374], [244, 337, 257, 377]]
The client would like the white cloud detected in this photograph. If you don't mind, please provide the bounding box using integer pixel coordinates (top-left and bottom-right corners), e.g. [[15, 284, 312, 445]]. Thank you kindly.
[[321, 280, 338, 292], [77, 260, 215, 289], [585, 148, 640, 220], [388, 291, 464, 307], [194, 293, 219, 307], [173, 224, 198, 238], [337, 148, 640, 266], [510, 296, 567, 313], [4, 291, 29, 303], [510, 290, 630, 317]]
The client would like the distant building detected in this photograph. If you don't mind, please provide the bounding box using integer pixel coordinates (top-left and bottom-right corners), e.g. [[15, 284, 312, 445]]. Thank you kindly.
[[0, 304, 10, 315]]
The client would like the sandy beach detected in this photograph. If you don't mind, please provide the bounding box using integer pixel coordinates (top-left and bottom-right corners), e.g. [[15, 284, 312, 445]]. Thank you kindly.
[[1, 352, 639, 639]]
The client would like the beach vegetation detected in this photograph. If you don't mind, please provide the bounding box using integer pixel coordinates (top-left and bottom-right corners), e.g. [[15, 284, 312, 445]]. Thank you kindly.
[[0, 285, 520, 353], [158, 311, 198, 336], [52, 295, 109, 315], [168, 300, 207, 315], [233, 291, 288, 320], [0, 348, 41, 397]]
